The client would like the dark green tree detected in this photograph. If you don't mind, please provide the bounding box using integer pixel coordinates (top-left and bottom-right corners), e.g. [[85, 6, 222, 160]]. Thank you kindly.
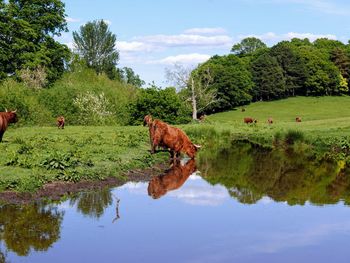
[[330, 47, 350, 84], [251, 53, 286, 100], [0, 0, 70, 83], [231, 37, 267, 56], [73, 20, 119, 79], [270, 41, 308, 96]]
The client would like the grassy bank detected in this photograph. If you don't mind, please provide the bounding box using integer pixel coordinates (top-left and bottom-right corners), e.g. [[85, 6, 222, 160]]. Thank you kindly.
[[0, 126, 167, 192]]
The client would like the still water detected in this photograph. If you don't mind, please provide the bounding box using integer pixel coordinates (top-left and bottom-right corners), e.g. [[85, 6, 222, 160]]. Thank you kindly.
[[2, 142, 350, 263]]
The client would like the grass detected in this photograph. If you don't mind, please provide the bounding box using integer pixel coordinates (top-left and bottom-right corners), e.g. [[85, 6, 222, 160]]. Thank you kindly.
[[2, 96, 350, 193], [0, 126, 168, 192]]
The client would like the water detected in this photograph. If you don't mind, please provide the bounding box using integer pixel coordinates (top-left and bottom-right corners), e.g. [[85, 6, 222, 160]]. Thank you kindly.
[[2, 142, 350, 263]]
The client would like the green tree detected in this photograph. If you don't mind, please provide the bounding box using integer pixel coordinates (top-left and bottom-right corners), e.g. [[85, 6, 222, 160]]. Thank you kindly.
[[129, 86, 191, 124], [73, 20, 119, 79], [0, 0, 70, 83], [251, 53, 286, 100], [196, 55, 253, 112], [270, 41, 307, 96], [231, 37, 267, 55], [117, 67, 145, 87]]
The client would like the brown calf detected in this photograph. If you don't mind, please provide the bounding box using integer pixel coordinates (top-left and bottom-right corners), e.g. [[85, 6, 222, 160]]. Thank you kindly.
[[267, 117, 273, 124], [148, 159, 196, 199], [0, 109, 18, 142], [57, 116, 65, 129], [296, 117, 302, 122]]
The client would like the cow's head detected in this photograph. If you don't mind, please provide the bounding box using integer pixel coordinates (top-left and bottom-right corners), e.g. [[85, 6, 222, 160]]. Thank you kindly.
[[6, 110, 18, 123], [148, 177, 166, 199], [143, 115, 152, 126], [186, 143, 201, 159]]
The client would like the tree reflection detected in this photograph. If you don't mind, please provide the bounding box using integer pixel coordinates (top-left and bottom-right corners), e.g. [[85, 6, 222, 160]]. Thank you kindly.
[[148, 159, 197, 199], [0, 203, 63, 256], [69, 188, 113, 218], [198, 142, 350, 206]]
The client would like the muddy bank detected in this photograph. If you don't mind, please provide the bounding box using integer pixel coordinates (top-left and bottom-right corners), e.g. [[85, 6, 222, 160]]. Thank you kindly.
[[0, 163, 168, 204]]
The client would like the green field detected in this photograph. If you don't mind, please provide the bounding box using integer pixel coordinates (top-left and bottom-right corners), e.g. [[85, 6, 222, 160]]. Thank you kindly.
[[1, 96, 350, 193]]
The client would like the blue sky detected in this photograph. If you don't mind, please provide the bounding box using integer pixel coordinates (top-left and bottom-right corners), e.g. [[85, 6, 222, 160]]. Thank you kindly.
[[60, 0, 350, 86]]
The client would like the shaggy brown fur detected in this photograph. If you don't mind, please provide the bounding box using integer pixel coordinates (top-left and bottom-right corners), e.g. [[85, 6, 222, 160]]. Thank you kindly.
[[0, 110, 18, 142], [244, 117, 257, 124], [152, 119, 200, 159]]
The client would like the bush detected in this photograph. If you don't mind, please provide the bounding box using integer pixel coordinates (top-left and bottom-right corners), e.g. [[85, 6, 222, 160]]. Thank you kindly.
[[284, 129, 305, 145]]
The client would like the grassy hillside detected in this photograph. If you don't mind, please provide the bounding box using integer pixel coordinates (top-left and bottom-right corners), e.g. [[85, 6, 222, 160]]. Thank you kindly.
[[205, 96, 350, 140]]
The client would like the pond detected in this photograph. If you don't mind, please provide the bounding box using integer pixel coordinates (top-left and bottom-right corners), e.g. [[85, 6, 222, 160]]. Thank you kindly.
[[1, 142, 350, 263]]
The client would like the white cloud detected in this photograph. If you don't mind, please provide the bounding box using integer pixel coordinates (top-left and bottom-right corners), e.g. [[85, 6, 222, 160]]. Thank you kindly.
[[66, 17, 80, 23], [103, 19, 112, 25], [136, 34, 232, 48], [116, 41, 153, 52], [237, 31, 337, 44], [149, 53, 211, 65], [183, 27, 227, 35], [64, 41, 75, 50]]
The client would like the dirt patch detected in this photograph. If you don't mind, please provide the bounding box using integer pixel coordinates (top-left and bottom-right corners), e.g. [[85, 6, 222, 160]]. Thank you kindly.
[[0, 163, 169, 204]]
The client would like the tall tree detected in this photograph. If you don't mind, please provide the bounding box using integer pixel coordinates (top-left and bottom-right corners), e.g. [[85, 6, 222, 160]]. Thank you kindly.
[[251, 53, 286, 100], [73, 20, 119, 78], [0, 0, 70, 83], [231, 37, 267, 56]]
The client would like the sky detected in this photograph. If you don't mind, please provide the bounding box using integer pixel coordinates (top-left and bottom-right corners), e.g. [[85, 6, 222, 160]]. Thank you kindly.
[[59, 0, 350, 86]]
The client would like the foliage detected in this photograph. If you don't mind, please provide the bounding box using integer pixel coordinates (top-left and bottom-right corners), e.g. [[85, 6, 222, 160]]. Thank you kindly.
[[0, 0, 70, 83], [117, 67, 145, 87], [129, 86, 191, 124], [231, 37, 267, 55], [73, 20, 119, 79]]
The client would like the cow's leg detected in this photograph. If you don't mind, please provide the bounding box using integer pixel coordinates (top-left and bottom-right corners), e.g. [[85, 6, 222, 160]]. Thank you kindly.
[[0, 131, 4, 142]]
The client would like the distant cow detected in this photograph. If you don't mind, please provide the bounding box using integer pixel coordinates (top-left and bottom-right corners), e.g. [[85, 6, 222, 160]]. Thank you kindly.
[[57, 116, 65, 129], [241, 107, 246, 112], [0, 109, 18, 142], [150, 118, 201, 159], [296, 117, 302, 122], [267, 117, 273, 124], [199, 114, 206, 122], [148, 158, 196, 199], [244, 117, 257, 124]]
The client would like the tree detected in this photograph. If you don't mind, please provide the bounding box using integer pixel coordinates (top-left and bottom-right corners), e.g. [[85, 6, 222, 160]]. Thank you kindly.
[[117, 67, 145, 87], [129, 85, 191, 125], [251, 53, 286, 100], [195, 55, 253, 112], [231, 37, 267, 55], [0, 0, 70, 83], [270, 41, 307, 96], [73, 20, 119, 78], [165, 64, 218, 120]]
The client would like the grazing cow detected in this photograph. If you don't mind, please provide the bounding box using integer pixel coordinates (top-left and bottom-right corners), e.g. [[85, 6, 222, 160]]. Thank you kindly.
[[296, 117, 302, 122], [148, 158, 196, 199], [57, 116, 65, 129], [241, 107, 246, 112], [0, 109, 18, 142], [268, 117, 273, 124], [244, 117, 257, 124], [151, 118, 201, 159]]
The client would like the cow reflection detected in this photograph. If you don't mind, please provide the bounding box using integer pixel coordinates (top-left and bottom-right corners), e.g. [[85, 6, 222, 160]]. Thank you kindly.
[[148, 159, 197, 199]]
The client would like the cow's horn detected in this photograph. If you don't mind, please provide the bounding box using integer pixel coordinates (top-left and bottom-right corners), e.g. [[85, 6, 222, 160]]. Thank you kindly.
[[194, 144, 201, 149], [5, 108, 7, 112], [13, 109, 17, 113]]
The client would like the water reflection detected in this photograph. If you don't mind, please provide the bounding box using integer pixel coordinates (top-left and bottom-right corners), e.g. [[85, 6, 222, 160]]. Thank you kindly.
[[148, 159, 197, 199], [69, 188, 113, 219], [198, 141, 350, 206], [0, 203, 63, 257]]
